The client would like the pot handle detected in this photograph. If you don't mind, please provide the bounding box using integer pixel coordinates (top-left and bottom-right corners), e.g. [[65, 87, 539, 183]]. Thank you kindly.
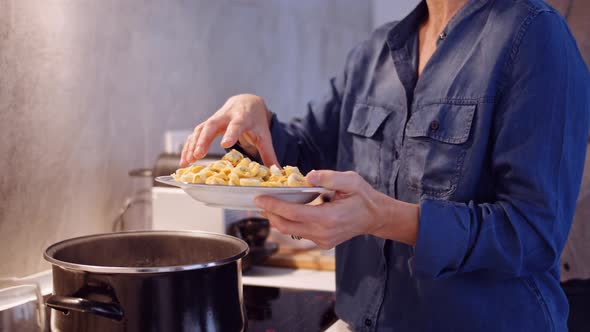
[[46, 295, 124, 321]]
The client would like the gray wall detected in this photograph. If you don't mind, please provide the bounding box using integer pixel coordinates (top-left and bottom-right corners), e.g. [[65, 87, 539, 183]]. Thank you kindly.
[[0, 0, 371, 277], [372, 0, 418, 28]]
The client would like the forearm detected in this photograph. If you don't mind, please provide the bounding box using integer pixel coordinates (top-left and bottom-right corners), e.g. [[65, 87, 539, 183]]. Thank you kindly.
[[369, 194, 561, 280], [411, 198, 568, 280]]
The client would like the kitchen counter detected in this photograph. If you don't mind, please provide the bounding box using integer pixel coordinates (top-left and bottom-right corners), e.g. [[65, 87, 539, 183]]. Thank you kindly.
[[20, 266, 335, 296], [243, 266, 335, 292]]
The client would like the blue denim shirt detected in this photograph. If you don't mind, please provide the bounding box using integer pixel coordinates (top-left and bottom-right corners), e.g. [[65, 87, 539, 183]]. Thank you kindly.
[[270, 0, 590, 331]]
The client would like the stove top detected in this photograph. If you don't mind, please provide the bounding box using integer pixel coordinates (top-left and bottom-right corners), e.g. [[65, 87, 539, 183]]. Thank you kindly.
[[244, 285, 337, 332]]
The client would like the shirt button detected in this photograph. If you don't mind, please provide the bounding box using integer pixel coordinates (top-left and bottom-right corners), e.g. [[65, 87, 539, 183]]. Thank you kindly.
[[430, 120, 440, 131], [563, 262, 570, 271], [394, 151, 400, 159], [439, 31, 447, 40], [365, 318, 373, 327]]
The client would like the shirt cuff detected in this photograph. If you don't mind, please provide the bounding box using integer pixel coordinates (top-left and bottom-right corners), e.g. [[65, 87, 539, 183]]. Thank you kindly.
[[411, 198, 471, 279]]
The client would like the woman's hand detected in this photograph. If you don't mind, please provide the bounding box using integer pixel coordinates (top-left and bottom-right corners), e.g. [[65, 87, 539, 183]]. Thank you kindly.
[[180, 94, 279, 167], [255, 170, 420, 249]]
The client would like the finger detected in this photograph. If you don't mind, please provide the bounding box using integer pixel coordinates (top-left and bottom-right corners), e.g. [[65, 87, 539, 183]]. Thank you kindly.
[[255, 130, 280, 167], [179, 135, 190, 166], [220, 120, 243, 149], [236, 132, 261, 158], [265, 211, 310, 238], [186, 126, 202, 163], [306, 170, 364, 193], [194, 120, 225, 159], [179, 134, 193, 166], [255, 196, 323, 222]]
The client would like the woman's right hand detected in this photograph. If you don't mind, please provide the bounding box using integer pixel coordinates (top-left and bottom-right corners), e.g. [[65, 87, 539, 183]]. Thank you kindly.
[[179, 94, 279, 167]]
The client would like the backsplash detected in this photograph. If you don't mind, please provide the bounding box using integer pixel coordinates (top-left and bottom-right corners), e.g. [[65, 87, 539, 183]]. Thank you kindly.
[[0, 0, 370, 277]]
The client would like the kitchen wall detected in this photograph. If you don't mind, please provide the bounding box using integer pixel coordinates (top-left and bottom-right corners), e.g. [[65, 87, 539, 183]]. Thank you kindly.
[[0, 0, 371, 277], [372, 0, 418, 28]]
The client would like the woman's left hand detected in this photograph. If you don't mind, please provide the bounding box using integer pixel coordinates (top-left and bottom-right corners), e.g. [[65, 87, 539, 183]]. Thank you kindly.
[[254, 170, 419, 249]]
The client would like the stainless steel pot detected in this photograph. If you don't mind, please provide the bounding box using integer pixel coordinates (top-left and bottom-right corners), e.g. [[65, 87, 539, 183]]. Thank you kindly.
[[44, 231, 248, 332]]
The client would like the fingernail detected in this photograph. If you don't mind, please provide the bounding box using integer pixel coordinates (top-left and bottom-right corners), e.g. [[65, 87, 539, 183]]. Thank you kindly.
[[307, 171, 319, 186]]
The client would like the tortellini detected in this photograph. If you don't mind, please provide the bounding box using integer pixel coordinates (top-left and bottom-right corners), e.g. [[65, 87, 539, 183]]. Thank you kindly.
[[172, 149, 310, 187]]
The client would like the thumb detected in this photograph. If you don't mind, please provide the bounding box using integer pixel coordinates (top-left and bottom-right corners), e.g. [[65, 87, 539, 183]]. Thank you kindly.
[[306, 170, 364, 193]]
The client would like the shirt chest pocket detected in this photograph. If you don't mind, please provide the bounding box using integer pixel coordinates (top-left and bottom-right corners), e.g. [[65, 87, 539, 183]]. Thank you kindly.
[[345, 103, 393, 187], [403, 103, 476, 196]]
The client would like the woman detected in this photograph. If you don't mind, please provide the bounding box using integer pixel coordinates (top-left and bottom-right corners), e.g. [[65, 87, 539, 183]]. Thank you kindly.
[[181, 0, 590, 330]]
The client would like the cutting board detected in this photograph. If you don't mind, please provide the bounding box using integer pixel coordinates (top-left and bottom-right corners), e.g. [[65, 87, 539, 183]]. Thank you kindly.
[[263, 245, 335, 271]]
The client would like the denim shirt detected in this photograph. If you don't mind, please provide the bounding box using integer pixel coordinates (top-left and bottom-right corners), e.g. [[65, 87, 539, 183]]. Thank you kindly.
[[270, 0, 590, 331]]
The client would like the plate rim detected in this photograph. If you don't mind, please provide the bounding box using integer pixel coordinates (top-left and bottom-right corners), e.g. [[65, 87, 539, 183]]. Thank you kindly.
[[155, 175, 329, 192]]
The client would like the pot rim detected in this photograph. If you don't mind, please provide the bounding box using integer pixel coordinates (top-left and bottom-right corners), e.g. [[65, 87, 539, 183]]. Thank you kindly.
[[43, 230, 249, 274]]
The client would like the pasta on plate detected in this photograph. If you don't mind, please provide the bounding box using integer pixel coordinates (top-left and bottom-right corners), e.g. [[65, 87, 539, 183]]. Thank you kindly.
[[172, 149, 310, 187]]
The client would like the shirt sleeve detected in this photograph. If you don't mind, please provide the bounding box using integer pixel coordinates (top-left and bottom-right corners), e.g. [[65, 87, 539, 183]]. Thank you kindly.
[[411, 11, 590, 280], [270, 74, 344, 172], [269, 44, 364, 172]]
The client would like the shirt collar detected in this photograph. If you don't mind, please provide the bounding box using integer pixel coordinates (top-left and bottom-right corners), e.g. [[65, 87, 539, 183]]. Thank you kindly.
[[386, 1, 427, 52]]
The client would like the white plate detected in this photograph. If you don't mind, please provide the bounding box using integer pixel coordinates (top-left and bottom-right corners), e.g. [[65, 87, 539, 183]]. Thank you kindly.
[[155, 176, 331, 210]]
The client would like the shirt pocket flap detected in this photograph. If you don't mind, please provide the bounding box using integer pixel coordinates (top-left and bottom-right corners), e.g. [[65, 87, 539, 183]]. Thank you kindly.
[[347, 103, 393, 138], [406, 103, 476, 144]]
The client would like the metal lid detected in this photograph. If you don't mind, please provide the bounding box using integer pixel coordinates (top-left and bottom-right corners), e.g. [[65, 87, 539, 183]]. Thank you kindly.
[[44, 230, 249, 274]]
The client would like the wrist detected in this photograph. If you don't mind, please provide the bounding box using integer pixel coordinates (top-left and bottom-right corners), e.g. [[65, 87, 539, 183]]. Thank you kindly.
[[369, 192, 419, 246], [366, 191, 395, 238]]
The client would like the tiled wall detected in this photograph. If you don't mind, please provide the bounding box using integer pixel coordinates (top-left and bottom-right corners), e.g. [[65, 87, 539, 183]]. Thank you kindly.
[[0, 0, 371, 277]]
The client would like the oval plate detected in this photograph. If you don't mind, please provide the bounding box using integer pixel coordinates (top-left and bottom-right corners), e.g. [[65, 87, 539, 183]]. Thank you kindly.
[[155, 176, 332, 210]]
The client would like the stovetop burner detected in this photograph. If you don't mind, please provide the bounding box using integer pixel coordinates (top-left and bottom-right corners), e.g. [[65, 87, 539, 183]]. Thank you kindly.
[[244, 285, 337, 332]]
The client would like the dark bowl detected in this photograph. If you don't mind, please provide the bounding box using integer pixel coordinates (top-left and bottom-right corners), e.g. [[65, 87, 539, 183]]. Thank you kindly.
[[229, 218, 270, 248]]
